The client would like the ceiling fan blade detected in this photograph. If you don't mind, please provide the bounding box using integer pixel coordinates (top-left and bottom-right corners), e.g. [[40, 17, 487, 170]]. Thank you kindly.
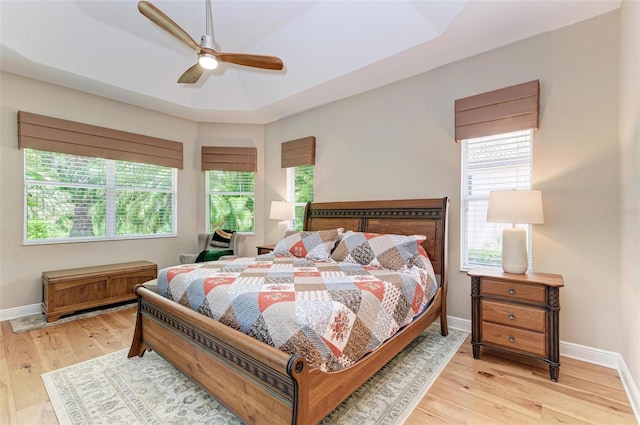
[[178, 63, 205, 84], [138, 1, 201, 52], [214, 52, 284, 71]]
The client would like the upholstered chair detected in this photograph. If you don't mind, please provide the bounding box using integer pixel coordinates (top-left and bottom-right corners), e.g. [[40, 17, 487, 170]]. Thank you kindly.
[[179, 232, 245, 264]]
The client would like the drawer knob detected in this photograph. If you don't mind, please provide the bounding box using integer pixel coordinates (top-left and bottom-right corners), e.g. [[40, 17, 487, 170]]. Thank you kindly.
[[508, 314, 515, 320], [508, 288, 516, 294], [508, 336, 515, 343]]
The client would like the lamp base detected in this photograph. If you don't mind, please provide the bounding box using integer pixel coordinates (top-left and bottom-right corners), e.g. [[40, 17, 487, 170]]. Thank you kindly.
[[501, 227, 528, 274], [277, 221, 290, 241]]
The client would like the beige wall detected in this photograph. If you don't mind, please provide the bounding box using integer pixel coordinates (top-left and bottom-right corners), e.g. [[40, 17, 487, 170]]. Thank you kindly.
[[266, 12, 623, 352], [196, 122, 265, 251], [619, 0, 640, 393], [0, 72, 196, 310], [0, 73, 264, 310]]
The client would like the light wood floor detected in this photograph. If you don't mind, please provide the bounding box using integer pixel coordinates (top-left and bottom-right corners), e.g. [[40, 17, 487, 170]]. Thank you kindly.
[[0, 308, 636, 425]]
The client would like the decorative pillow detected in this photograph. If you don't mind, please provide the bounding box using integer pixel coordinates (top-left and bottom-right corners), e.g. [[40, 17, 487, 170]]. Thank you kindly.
[[273, 228, 343, 261], [330, 231, 427, 271], [210, 229, 235, 248]]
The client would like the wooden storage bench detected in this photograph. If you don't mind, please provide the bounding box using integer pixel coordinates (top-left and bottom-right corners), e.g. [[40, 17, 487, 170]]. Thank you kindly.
[[42, 260, 157, 322]]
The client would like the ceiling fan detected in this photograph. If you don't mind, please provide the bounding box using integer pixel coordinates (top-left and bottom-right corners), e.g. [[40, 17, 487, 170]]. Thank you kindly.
[[138, 0, 284, 84]]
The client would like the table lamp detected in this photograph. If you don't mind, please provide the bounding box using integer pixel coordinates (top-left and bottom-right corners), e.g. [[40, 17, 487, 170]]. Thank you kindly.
[[486, 189, 544, 274], [270, 201, 295, 240]]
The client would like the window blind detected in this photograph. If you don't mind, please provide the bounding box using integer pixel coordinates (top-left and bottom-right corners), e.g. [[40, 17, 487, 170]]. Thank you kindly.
[[286, 165, 314, 230], [18, 111, 183, 169], [202, 146, 257, 172], [25, 148, 176, 242], [281, 136, 316, 168], [455, 80, 539, 142], [461, 130, 533, 268], [207, 170, 255, 232]]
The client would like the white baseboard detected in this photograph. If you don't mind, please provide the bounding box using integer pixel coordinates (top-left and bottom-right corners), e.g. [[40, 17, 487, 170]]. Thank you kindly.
[[619, 355, 640, 421], [446, 315, 471, 332], [560, 339, 621, 369], [0, 303, 41, 321]]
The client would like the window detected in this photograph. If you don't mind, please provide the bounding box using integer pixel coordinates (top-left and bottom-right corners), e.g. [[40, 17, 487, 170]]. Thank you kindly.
[[461, 130, 533, 269], [25, 148, 177, 243], [207, 170, 255, 232], [286, 165, 314, 230]]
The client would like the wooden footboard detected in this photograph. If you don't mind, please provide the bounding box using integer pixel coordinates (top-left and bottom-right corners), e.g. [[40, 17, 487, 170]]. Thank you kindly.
[[129, 286, 298, 424], [129, 284, 444, 425]]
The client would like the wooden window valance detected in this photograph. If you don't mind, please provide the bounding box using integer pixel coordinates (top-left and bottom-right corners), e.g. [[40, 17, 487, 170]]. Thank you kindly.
[[281, 136, 316, 168], [18, 111, 183, 169], [454, 80, 540, 142], [201, 146, 257, 172]]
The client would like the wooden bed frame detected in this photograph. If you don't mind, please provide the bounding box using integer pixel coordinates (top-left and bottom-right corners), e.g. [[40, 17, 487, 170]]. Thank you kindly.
[[129, 198, 449, 425]]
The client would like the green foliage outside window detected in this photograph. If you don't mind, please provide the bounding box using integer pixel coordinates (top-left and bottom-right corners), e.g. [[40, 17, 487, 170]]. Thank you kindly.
[[25, 149, 176, 242], [208, 170, 255, 232], [293, 165, 314, 230], [467, 248, 501, 267]]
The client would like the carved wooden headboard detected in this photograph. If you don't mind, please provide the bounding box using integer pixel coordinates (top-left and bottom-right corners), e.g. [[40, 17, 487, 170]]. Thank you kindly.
[[303, 198, 449, 282]]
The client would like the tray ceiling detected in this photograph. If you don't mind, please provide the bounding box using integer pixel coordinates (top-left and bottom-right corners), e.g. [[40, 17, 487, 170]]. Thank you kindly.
[[0, 0, 620, 123]]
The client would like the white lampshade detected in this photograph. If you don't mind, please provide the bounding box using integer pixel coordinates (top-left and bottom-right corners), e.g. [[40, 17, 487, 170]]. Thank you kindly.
[[269, 201, 295, 220], [487, 190, 544, 225], [486, 190, 544, 274]]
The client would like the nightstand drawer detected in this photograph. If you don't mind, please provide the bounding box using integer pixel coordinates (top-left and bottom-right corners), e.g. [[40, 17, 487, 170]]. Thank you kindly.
[[482, 321, 546, 357], [482, 300, 545, 332], [481, 279, 546, 303]]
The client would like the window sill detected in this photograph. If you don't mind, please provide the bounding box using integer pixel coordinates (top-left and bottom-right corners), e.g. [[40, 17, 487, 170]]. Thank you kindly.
[[460, 265, 502, 273], [23, 233, 178, 246]]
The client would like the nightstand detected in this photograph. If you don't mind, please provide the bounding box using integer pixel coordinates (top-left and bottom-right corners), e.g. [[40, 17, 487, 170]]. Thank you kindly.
[[256, 244, 276, 255], [468, 268, 564, 381]]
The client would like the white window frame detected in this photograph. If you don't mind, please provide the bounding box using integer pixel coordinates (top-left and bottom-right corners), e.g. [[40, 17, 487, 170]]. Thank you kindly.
[[460, 130, 534, 271], [206, 170, 256, 234], [286, 165, 314, 231], [24, 148, 177, 244]]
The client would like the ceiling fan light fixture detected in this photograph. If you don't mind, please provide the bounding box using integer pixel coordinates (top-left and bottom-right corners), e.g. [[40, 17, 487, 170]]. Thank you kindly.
[[198, 52, 218, 70], [138, 0, 283, 84]]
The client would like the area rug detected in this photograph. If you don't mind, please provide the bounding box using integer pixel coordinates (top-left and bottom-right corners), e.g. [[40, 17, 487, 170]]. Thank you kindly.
[[10, 302, 136, 333], [42, 323, 467, 425]]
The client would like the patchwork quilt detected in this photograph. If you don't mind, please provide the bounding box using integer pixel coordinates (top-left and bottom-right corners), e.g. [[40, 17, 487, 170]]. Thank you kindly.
[[157, 255, 438, 372]]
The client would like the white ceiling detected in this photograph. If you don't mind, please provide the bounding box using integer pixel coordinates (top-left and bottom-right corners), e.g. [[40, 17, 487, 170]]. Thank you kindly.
[[0, 0, 620, 124]]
